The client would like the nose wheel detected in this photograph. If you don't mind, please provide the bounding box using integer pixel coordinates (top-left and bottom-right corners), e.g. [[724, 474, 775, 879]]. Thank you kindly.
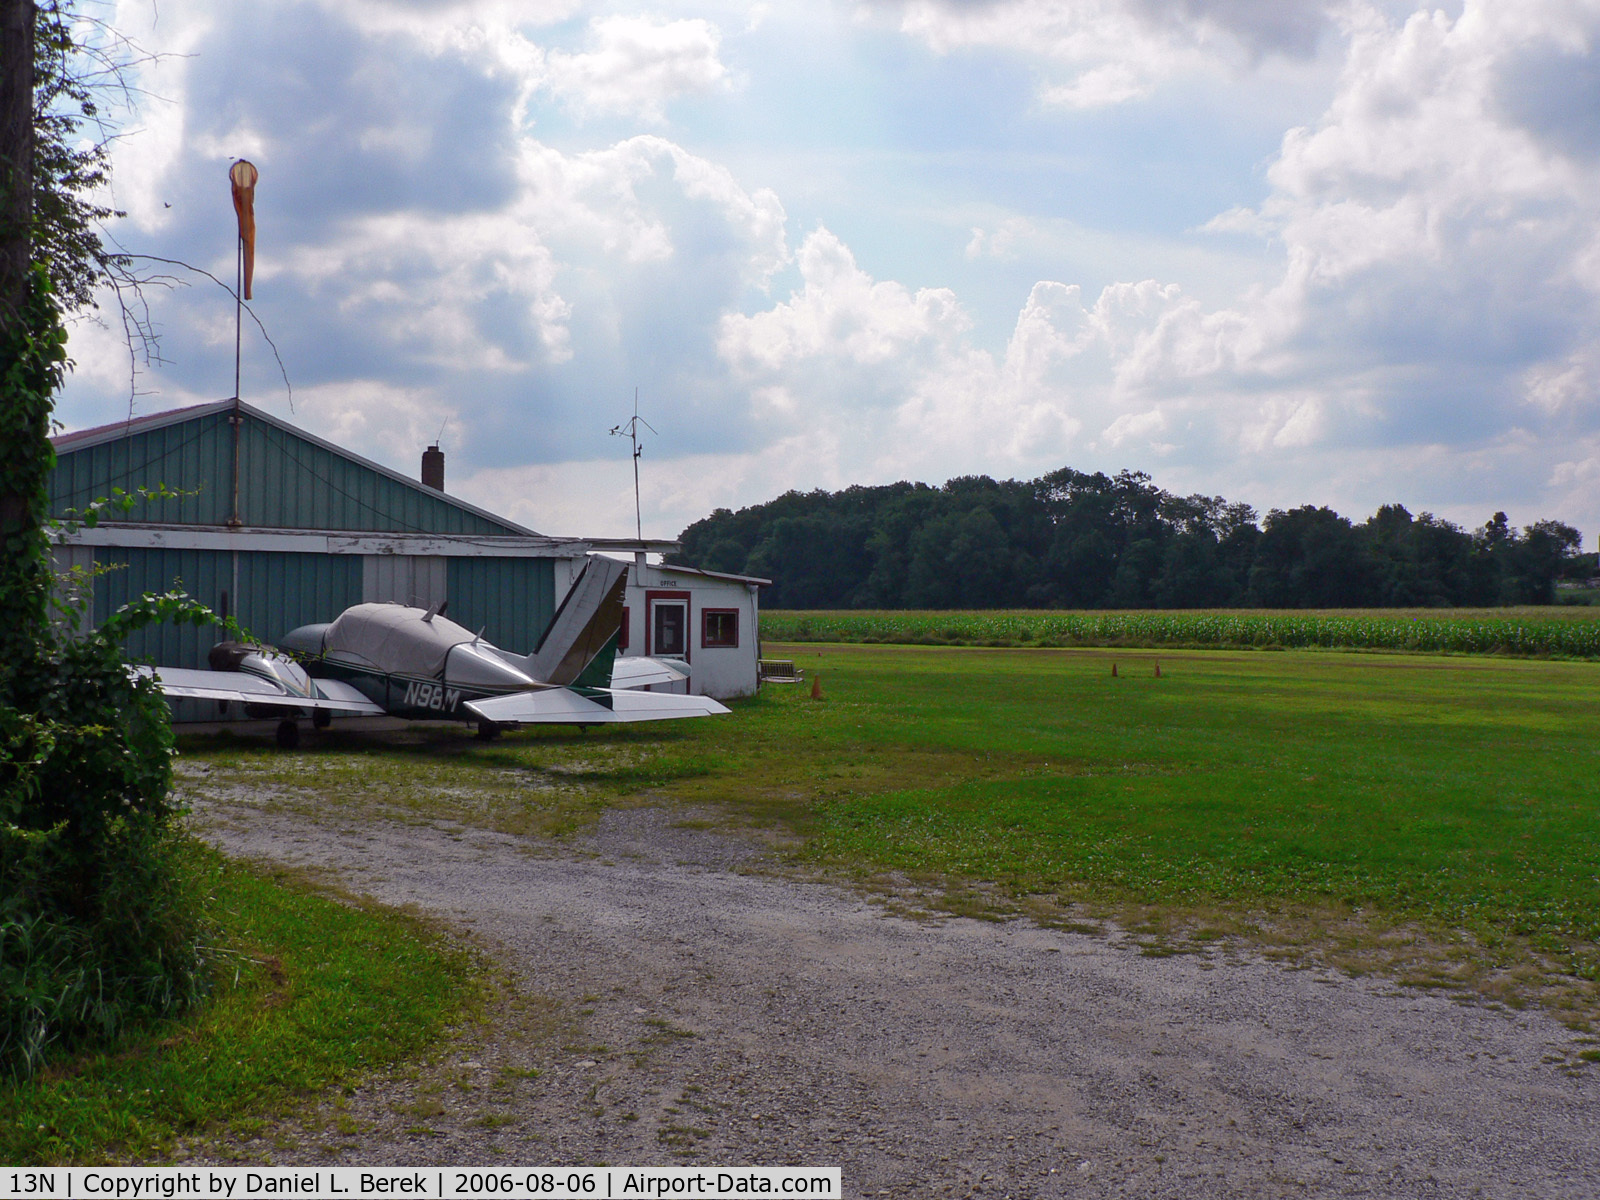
[[275, 719, 300, 750]]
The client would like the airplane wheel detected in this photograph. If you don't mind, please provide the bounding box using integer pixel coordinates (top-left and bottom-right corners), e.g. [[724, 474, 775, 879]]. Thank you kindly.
[[475, 720, 502, 741], [275, 719, 300, 750], [312, 708, 331, 730]]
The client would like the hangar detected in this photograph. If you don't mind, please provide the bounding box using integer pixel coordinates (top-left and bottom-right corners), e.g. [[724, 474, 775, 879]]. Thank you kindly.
[[48, 398, 763, 707]]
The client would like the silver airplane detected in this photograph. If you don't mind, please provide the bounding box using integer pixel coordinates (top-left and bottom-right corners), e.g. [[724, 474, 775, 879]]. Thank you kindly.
[[145, 556, 728, 747]]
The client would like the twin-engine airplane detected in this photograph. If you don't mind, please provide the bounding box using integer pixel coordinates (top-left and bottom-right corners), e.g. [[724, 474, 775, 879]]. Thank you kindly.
[[145, 556, 728, 747]]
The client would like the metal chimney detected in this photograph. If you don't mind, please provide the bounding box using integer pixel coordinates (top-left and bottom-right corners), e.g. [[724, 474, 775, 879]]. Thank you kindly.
[[422, 444, 444, 491]]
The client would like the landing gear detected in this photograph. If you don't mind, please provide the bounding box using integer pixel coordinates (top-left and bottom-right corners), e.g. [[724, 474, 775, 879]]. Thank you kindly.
[[475, 719, 502, 741], [311, 708, 331, 730], [275, 719, 300, 750]]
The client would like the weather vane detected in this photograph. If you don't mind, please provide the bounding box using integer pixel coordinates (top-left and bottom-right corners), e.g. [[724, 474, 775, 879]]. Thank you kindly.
[[609, 388, 657, 542]]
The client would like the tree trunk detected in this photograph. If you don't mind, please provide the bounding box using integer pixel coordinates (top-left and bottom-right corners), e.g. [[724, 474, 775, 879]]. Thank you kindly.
[[0, 0, 31, 325], [0, 0, 50, 673]]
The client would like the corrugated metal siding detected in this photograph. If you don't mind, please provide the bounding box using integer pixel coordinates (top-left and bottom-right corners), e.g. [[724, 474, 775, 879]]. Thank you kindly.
[[241, 419, 516, 533], [363, 555, 448, 607], [237, 552, 363, 644], [49, 545, 95, 631], [93, 548, 362, 668], [448, 557, 555, 652], [52, 410, 235, 524], [90, 548, 553, 667], [52, 410, 521, 534], [93, 547, 232, 668]]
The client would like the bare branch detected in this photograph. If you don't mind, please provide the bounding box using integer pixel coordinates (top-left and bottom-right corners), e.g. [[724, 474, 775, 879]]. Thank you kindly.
[[125, 253, 295, 410]]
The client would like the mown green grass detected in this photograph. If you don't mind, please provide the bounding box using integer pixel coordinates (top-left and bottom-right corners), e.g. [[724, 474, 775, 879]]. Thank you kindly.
[[0, 847, 480, 1164], [177, 722, 717, 838], [173, 640, 1600, 1020], [762, 606, 1600, 657], [681, 644, 1600, 1009]]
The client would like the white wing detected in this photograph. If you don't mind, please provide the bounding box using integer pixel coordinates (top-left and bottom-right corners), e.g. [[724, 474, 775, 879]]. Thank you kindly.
[[138, 667, 385, 714], [464, 686, 728, 725], [609, 655, 690, 689]]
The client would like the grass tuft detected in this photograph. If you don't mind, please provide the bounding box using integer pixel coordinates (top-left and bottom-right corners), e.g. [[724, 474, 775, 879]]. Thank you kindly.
[[0, 847, 480, 1165]]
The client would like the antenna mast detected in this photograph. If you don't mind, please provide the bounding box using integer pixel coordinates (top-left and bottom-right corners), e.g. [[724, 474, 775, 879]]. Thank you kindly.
[[609, 388, 657, 542]]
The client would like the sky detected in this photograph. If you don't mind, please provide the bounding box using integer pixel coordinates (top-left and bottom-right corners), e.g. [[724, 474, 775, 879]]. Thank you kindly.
[[52, 0, 1600, 545]]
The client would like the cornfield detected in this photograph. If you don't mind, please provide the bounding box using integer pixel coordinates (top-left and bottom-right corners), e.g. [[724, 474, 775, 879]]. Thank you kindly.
[[760, 608, 1600, 658]]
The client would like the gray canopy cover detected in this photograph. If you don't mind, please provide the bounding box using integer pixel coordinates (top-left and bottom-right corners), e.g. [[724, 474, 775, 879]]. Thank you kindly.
[[322, 603, 477, 676]]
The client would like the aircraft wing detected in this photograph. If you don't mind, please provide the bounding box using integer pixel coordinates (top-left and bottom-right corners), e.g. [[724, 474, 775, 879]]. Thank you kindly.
[[609, 655, 690, 689], [137, 667, 385, 714], [594, 687, 730, 719], [463, 686, 729, 725]]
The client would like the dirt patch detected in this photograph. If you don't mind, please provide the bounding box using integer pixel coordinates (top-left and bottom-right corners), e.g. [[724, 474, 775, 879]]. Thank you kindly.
[[179, 794, 1599, 1198]]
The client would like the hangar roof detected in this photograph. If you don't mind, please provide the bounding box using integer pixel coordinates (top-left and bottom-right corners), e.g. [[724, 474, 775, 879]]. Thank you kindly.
[[51, 399, 535, 537], [655, 564, 772, 586]]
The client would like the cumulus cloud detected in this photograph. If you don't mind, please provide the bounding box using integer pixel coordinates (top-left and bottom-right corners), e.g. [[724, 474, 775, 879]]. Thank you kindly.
[[718, 235, 1098, 481], [55, 0, 1600, 543], [343, 7, 733, 126], [964, 217, 1036, 261], [696, 0, 1600, 530], [1083, 0, 1600, 518], [292, 380, 464, 471], [544, 15, 731, 121], [721, 227, 965, 372], [1238, 2, 1600, 411], [895, 0, 1334, 107]]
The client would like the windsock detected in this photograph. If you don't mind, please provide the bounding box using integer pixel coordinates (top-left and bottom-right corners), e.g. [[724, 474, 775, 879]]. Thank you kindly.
[[229, 160, 259, 300]]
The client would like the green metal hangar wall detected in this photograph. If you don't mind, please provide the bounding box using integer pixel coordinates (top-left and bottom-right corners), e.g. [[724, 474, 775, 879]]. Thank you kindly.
[[49, 399, 657, 717]]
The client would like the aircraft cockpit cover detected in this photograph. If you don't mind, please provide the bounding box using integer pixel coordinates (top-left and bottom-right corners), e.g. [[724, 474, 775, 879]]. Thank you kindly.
[[323, 602, 477, 675]]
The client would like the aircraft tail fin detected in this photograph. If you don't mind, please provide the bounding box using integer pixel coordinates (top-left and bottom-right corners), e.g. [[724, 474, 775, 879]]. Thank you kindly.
[[526, 555, 628, 686]]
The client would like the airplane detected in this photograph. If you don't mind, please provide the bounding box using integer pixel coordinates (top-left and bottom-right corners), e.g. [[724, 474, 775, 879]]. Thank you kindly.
[[143, 556, 729, 747]]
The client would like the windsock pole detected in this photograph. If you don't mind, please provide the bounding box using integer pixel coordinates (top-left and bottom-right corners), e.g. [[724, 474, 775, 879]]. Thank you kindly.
[[227, 160, 259, 528]]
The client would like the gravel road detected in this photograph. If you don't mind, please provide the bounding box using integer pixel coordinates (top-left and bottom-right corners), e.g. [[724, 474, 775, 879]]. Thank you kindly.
[[187, 791, 1599, 1199]]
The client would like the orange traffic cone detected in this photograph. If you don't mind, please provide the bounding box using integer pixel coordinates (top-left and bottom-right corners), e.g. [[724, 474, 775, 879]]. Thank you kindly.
[[1154, 661, 1162, 678], [1111, 662, 1118, 677], [810, 675, 823, 700]]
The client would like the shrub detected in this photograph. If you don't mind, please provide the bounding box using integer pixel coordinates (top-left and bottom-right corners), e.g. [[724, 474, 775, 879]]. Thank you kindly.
[[1, 582, 217, 1080]]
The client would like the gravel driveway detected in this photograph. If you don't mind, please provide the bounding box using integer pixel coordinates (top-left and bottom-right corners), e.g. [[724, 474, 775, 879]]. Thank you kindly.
[[187, 791, 1599, 1199]]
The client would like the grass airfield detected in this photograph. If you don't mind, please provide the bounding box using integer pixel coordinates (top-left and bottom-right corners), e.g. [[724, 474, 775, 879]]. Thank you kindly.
[[179, 641, 1600, 1025], [11, 639, 1600, 1161]]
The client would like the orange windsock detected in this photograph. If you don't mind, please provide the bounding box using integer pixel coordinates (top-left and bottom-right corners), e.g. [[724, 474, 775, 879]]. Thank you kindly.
[[229, 160, 259, 300]]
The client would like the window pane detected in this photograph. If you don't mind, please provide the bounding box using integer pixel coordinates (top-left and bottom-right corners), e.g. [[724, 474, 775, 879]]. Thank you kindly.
[[703, 610, 738, 648], [654, 603, 686, 656]]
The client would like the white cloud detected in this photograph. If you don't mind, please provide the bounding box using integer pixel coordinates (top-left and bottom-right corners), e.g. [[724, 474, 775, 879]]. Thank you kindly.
[[267, 133, 786, 378], [545, 15, 731, 121], [719, 237, 1097, 481], [963, 217, 1036, 261], [57, 0, 1600, 547], [720, 227, 965, 372], [895, 0, 1332, 107], [458, 430, 865, 540], [283, 207, 569, 370], [1084, 1, 1600, 491], [296, 4, 728, 129], [1101, 407, 1168, 447], [322, 0, 578, 46], [1523, 346, 1600, 417], [715, 0, 1600, 524], [291, 381, 464, 474]]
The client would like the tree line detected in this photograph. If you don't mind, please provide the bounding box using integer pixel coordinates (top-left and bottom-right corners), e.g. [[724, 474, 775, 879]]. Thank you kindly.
[[671, 468, 1590, 610]]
